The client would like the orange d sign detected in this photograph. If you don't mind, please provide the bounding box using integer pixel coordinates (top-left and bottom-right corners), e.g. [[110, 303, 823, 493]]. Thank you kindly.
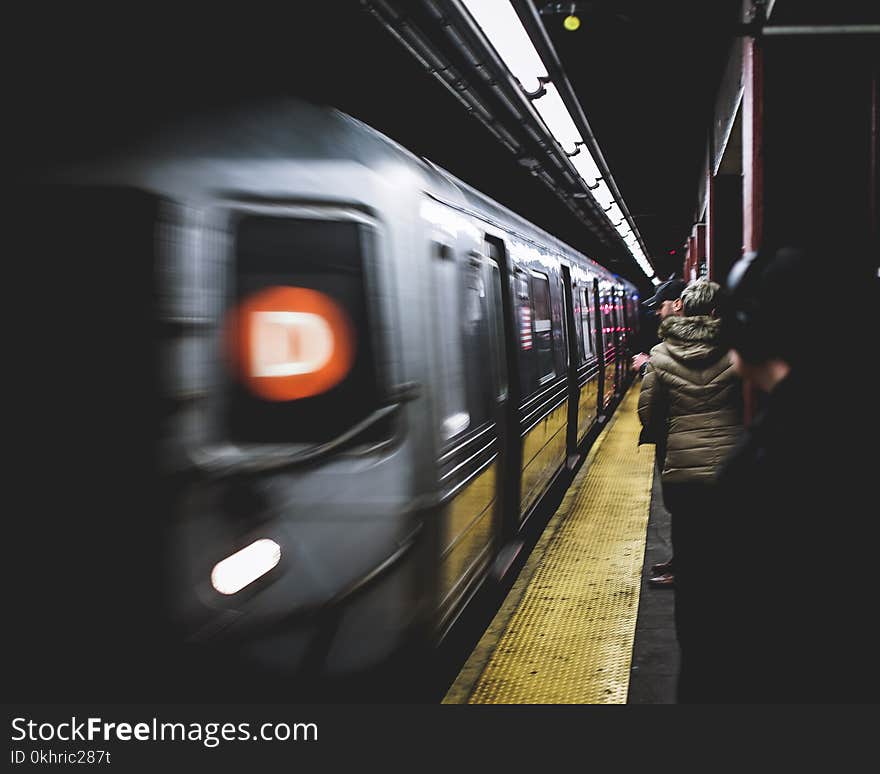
[[226, 286, 355, 401]]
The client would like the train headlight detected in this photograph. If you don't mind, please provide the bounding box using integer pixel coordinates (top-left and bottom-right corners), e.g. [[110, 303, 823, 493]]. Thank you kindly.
[[226, 285, 355, 401], [210, 539, 282, 595]]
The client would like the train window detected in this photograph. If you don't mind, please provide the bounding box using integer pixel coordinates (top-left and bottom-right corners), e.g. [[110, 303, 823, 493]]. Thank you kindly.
[[557, 270, 569, 371], [432, 240, 470, 441], [514, 267, 538, 392], [581, 287, 594, 357], [620, 293, 630, 339], [517, 270, 532, 352], [227, 215, 384, 444], [611, 291, 621, 340], [573, 285, 586, 364], [589, 284, 601, 353], [460, 253, 494, 431], [486, 259, 509, 402], [531, 271, 555, 382], [602, 294, 615, 348]]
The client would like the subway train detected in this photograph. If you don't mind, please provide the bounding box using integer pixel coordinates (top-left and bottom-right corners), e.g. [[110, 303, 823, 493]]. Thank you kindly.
[[20, 100, 639, 687]]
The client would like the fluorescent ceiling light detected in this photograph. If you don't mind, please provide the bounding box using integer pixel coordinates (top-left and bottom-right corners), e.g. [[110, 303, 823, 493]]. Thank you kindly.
[[630, 247, 655, 281], [590, 180, 614, 209], [570, 147, 601, 187], [532, 83, 582, 154], [462, 0, 654, 283], [461, 0, 548, 94], [604, 203, 624, 225]]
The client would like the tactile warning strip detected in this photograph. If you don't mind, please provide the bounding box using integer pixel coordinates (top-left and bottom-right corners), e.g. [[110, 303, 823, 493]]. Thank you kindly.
[[446, 384, 654, 704]]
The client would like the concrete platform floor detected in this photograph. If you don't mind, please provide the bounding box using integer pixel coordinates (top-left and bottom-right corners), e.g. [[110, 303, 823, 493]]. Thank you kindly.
[[628, 461, 679, 704]]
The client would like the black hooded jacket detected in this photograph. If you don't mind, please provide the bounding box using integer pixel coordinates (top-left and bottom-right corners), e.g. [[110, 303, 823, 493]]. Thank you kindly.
[[688, 366, 880, 702]]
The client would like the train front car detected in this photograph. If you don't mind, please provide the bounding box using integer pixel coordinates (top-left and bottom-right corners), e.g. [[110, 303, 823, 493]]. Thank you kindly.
[[160, 104, 442, 683], [28, 101, 445, 688]]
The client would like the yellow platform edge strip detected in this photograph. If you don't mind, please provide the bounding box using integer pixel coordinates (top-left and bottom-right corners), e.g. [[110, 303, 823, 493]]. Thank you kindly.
[[443, 384, 655, 704]]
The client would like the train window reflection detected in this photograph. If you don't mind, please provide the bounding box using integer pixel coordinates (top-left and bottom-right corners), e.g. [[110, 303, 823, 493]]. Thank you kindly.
[[228, 216, 382, 444], [600, 294, 610, 343], [573, 285, 586, 365], [580, 286, 594, 358], [532, 271, 555, 382], [517, 271, 532, 352], [461, 254, 494, 430], [432, 239, 470, 442], [487, 257, 508, 402]]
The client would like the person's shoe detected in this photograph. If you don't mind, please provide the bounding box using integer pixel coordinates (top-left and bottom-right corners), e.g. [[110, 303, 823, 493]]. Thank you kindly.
[[648, 572, 675, 588], [650, 559, 674, 576]]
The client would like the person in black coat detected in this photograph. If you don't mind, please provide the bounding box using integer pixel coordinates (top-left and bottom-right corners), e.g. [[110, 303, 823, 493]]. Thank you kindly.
[[680, 246, 880, 703], [631, 278, 687, 586], [630, 278, 687, 378]]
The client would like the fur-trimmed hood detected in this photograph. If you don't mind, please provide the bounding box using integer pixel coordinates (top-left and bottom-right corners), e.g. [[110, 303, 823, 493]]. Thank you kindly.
[[657, 315, 725, 364]]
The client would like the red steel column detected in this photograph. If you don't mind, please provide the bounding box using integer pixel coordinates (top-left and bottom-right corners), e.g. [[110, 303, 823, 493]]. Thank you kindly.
[[695, 223, 707, 278], [741, 31, 764, 422], [687, 234, 698, 281], [742, 34, 764, 254], [870, 61, 878, 250], [705, 169, 715, 280]]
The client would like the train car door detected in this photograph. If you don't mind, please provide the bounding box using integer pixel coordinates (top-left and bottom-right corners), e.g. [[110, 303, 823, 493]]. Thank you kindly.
[[484, 236, 521, 548], [593, 278, 606, 415], [610, 286, 622, 396], [620, 288, 631, 389], [574, 280, 599, 444], [429, 215, 506, 628], [560, 263, 580, 468], [599, 285, 616, 408]]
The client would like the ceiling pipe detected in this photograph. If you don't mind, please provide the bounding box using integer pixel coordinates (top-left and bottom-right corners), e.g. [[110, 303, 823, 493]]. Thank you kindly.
[[510, 0, 656, 278], [362, 1, 522, 156], [432, 0, 620, 240], [363, 0, 626, 253]]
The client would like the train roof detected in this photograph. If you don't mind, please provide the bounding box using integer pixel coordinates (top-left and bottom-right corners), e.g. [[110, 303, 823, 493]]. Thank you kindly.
[[339, 105, 633, 290], [51, 98, 634, 290], [419, 158, 629, 288]]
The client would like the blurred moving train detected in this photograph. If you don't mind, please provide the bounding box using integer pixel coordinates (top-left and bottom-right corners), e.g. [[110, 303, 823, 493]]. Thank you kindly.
[[22, 100, 639, 684]]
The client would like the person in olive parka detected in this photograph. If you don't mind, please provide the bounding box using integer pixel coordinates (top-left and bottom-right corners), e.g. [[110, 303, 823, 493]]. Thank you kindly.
[[637, 278, 743, 693]]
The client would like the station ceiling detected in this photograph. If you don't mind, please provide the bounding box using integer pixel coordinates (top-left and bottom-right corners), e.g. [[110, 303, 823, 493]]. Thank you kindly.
[[9, 2, 785, 286], [539, 0, 743, 280]]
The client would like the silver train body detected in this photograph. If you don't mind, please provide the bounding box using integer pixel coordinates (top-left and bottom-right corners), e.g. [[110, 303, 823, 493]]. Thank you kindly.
[[43, 100, 639, 677]]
